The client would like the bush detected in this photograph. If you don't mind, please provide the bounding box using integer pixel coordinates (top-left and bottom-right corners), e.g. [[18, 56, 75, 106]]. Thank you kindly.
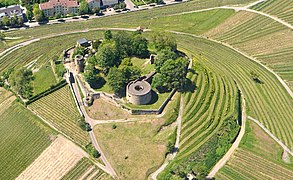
[[86, 143, 101, 158]]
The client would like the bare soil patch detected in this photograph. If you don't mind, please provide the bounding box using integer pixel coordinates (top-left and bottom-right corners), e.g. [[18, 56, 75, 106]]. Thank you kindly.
[[17, 135, 88, 180]]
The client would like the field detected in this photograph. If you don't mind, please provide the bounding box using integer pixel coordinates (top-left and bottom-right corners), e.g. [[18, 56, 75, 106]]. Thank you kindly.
[[62, 158, 112, 180], [94, 120, 170, 179], [29, 85, 90, 146], [176, 34, 293, 151], [17, 135, 88, 180], [204, 11, 293, 90], [251, 0, 293, 25], [216, 120, 293, 179], [158, 62, 241, 178], [93, 93, 180, 179], [32, 63, 57, 95], [150, 9, 235, 34], [0, 89, 55, 179]]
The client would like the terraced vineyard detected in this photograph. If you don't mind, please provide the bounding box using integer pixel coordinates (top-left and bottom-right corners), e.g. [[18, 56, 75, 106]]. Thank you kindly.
[[176, 34, 293, 150], [29, 85, 90, 146], [204, 11, 293, 89], [0, 97, 55, 179], [62, 158, 110, 180], [0, 31, 104, 74], [159, 63, 241, 178], [216, 120, 293, 179], [251, 0, 293, 25]]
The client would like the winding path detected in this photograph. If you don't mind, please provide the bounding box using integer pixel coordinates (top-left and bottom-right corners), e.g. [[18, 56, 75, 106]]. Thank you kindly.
[[150, 95, 184, 180], [207, 88, 246, 178]]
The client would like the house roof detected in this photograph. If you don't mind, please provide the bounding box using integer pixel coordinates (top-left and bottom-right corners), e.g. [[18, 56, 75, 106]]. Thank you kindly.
[[77, 38, 89, 45], [102, 0, 118, 6], [0, 5, 22, 18], [40, 0, 79, 10], [86, 0, 100, 3]]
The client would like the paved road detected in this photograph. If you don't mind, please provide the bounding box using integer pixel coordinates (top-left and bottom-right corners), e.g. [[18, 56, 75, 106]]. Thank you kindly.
[[150, 96, 184, 180], [207, 88, 246, 178], [248, 116, 293, 156]]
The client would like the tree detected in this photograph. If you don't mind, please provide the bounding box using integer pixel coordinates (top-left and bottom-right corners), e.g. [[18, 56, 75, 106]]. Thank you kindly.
[[26, 9, 33, 21], [9, 68, 34, 99], [153, 58, 188, 91], [107, 67, 126, 95], [152, 32, 177, 52], [1, 16, 10, 26], [113, 31, 132, 58], [155, 49, 178, 71], [104, 30, 112, 41], [92, 6, 101, 14], [10, 15, 18, 27], [120, 58, 133, 66], [79, 0, 90, 15], [131, 34, 149, 57], [121, 66, 141, 82], [96, 42, 118, 69], [33, 4, 47, 22]]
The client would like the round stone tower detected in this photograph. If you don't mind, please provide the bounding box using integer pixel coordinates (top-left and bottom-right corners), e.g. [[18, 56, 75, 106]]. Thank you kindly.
[[75, 55, 84, 73], [126, 80, 152, 105]]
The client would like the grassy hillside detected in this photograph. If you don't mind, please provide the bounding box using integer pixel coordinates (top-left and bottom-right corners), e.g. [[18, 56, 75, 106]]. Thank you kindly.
[[216, 120, 293, 179], [0, 89, 55, 179]]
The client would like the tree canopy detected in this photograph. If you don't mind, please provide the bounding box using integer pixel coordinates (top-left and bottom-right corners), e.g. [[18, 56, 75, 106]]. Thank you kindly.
[[95, 41, 119, 69], [9, 68, 34, 99], [152, 32, 177, 52]]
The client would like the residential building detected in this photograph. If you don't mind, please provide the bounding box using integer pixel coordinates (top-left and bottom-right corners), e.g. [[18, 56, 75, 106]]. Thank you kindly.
[[101, 0, 119, 7], [0, 5, 23, 21], [39, 0, 79, 17], [86, 0, 101, 10]]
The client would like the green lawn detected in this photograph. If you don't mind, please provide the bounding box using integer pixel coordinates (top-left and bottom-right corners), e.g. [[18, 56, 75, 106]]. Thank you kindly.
[[0, 100, 55, 179], [32, 63, 57, 95], [131, 57, 155, 75], [150, 9, 235, 34]]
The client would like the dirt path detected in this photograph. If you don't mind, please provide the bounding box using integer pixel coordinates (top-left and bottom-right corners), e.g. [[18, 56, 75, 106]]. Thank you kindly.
[[248, 116, 293, 156], [149, 96, 184, 180], [68, 73, 117, 178], [207, 88, 246, 178]]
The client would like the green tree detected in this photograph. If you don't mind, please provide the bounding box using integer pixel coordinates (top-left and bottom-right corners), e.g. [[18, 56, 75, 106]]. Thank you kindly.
[[153, 58, 188, 91], [107, 67, 125, 95], [96, 42, 118, 69], [10, 15, 18, 27], [121, 65, 141, 82], [113, 31, 132, 58], [104, 30, 112, 41], [120, 58, 133, 66], [1, 16, 10, 26], [9, 68, 34, 99], [79, 0, 89, 15], [155, 49, 178, 71], [33, 4, 47, 22], [152, 32, 177, 52], [26, 9, 33, 21], [131, 34, 149, 57]]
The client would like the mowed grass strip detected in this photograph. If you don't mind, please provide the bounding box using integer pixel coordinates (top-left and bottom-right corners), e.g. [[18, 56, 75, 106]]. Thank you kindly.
[[29, 85, 90, 146], [0, 99, 55, 179], [176, 34, 293, 149]]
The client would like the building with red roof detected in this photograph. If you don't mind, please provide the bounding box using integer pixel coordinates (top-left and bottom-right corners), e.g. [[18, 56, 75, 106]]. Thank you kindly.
[[39, 0, 79, 17]]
